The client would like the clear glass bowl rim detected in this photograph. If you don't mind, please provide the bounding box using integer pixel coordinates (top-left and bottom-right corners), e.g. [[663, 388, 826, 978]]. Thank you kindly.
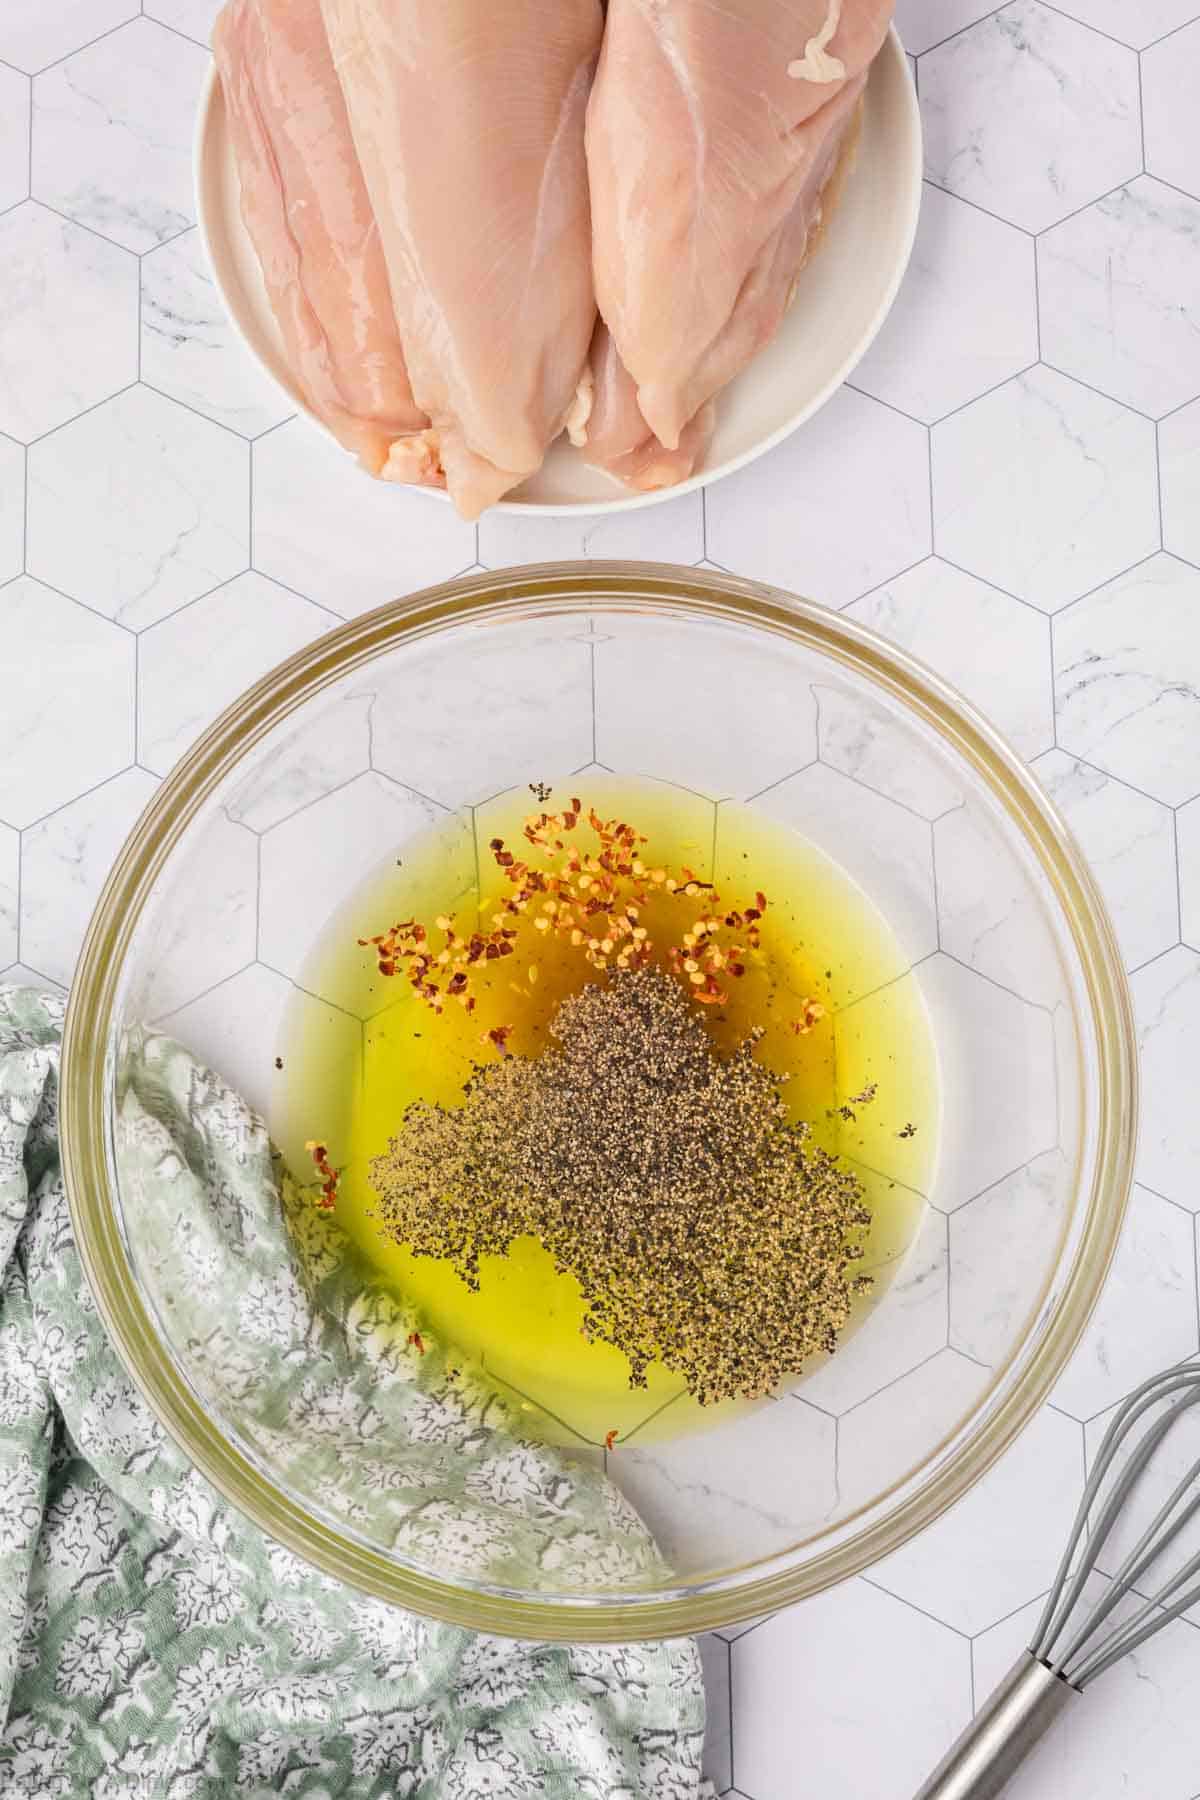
[[60, 561, 1138, 1642]]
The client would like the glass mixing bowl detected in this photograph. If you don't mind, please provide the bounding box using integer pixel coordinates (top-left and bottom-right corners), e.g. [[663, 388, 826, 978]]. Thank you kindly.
[[62, 563, 1136, 1641]]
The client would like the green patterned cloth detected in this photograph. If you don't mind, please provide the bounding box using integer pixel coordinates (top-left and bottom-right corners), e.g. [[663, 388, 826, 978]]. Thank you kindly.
[[0, 986, 706, 1799]]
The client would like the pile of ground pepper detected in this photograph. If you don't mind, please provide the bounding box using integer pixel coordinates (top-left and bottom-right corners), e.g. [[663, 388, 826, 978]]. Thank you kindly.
[[368, 964, 872, 1405]]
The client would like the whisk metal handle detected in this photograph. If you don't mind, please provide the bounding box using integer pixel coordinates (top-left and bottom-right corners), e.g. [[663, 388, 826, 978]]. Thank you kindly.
[[912, 1652, 1077, 1800]]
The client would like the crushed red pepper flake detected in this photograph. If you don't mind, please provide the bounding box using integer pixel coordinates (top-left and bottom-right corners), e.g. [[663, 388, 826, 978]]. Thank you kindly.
[[604, 1429, 619, 1451], [407, 1331, 426, 1354], [304, 1139, 339, 1210]]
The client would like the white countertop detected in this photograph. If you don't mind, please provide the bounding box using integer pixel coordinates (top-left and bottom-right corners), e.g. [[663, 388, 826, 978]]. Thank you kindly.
[[2, 1, 1200, 1795]]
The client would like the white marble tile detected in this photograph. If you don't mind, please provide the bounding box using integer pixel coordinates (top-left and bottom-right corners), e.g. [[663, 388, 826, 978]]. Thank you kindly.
[[920, 1, 1141, 233], [706, 385, 931, 605], [1053, 1185, 1198, 1419], [0, 440, 22, 585], [871, 1404, 1084, 1634], [732, 1579, 971, 1800], [0, 2, 137, 74], [1143, 21, 1200, 200], [847, 559, 1055, 762], [614, 1401, 837, 1571], [136, 810, 259, 1019], [1084, 1394, 1200, 1606], [918, 951, 1059, 1211], [837, 1348, 990, 1528], [258, 771, 447, 996], [934, 804, 1072, 1007], [31, 17, 206, 253], [0, 577, 133, 827], [753, 763, 938, 966], [251, 420, 475, 617], [1054, 555, 1200, 806], [895, 0, 1002, 56], [796, 1204, 949, 1415], [949, 1150, 1071, 1368], [478, 491, 703, 570], [1048, 0, 1200, 50], [1160, 397, 1200, 568], [973, 1581, 1200, 1800], [369, 626, 593, 809], [141, 230, 295, 439], [143, 0, 221, 48], [1179, 797, 1200, 950], [853, 185, 1037, 424], [0, 825, 16, 969], [932, 367, 1159, 613], [1039, 179, 1200, 419], [0, 961, 65, 994], [0, 65, 30, 215], [1034, 750, 1179, 971], [813, 677, 965, 821], [156, 962, 360, 1129], [19, 766, 158, 984], [594, 619, 817, 801], [1131, 946, 1200, 1212], [697, 1634, 731, 1796], [0, 202, 137, 443], [138, 573, 336, 778], [27, 384, 249, 629], [223, 692, 373, 835]]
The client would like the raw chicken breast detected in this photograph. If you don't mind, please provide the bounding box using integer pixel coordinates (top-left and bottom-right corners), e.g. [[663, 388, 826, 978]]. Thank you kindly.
[[580, 324, 714, 493], [587, 0, 890, 452], [320, 0, 604, 520], [213, 0, 432, 478]]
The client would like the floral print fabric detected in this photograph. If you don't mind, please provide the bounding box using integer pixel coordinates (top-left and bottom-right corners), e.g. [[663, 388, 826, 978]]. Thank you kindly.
[[0, 987, 705, 1798]]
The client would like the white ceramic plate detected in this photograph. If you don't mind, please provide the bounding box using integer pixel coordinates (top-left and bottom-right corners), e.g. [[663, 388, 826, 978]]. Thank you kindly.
[[194, 29, 921, 517]]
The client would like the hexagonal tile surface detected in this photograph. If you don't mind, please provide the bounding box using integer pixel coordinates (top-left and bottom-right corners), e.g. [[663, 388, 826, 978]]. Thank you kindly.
[[847, 559, 1054, 762], [0, 203, 137, 443], [894, 0, 1003, 55], [732, 1579, 970, 1800], [1034, 751, 1179, 970], [1039, 180, 1200, 419], [594, 621, 816, 801], [0, 440, 22, 585], [697, 1636, 731, 1795], [0, 825, 16, 969], [156, 963, 361, 1128], [796, 1204, 949, 1415], [135, 811, 258, 1019], [973, 1579, 1200, 1799], [1052, 1185, 1197, 1419], [752, 763, 938, 966], [837, 1346, 991, 1522], [1047, 0, 1200, 48], [705, 385, 931, 604], [31, 18, 206, 253], [1132, 946, 1200, 1211], [949, 1150, 1070, 1367], [934, 805, 1068, 1005], [0, 578, 133, 827], [143, 0, 220, 46], [1160, 397, 1200, 567], [920, 1, 1141, 234], [1180, 797, 1200, 949], [852, 185, 1037, 423], [141, 229, 295, 438], [478, 489, 702, 570], [919, 951, 1058, 1211], [28, 385, 249, 629], [932, 367, 1158, 612], [19, 766, 158, 985], [1143, 20, 1200, 198], [0, 64, 30, 214], [252, 420, 475, 616], [870, 1403, 1084, 1633], [0, 3, 137, 73], [1054, 556, 1200, 806], [223, 691, 373, 835], [138, 574, 336, 777], [258, 773, 450, 994]]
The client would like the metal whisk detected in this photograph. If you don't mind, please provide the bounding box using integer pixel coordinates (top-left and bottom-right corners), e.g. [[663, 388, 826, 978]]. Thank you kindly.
[[914, 1359, 1200, 1800]]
